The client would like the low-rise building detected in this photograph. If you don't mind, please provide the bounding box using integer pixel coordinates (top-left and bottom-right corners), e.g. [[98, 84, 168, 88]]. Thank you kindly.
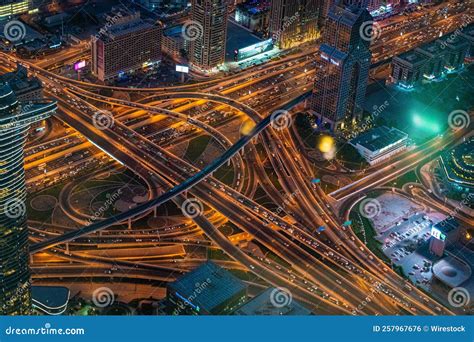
[[167, 261, 247, 315], [350, 126, 409, 165], [437, 34, 469, 72], [461, 24, 474, 59], [32, 286, 70, 315], [0, 63, 42, 101], [415, 41, 447, 80], [391, 51, 427, 89]]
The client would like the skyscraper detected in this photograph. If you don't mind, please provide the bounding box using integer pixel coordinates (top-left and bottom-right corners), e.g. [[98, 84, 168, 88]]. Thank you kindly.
[[0, 83, 56, 315], [269, 0, 321, 49], [189, 0, 228, 72], [310, 0, 373, 131]]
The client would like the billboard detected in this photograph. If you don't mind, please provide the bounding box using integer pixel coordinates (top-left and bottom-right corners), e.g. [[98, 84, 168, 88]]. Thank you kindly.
[[234, 39, 273, 62], [176, 65, 189, 73], [74, 60, 86, 71], [431, 227, 446, 241]]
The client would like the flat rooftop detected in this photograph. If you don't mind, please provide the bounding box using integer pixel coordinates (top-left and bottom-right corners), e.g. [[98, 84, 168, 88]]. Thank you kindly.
[[433, 216, 460, 235], [416, 41, 444, 56], [350, 126, 408, 153], [433, 256, 471, 288], [32, 286, 70, 311], [462, 24, 474, 40], [107, 20, 155, 40], [168, 261, 246, 313], [163, 24, 184, 38], [235, 287, 312, 315], [395, 51, 426, 65], [437, 35, 469, 49], [225, 20, 263, 62]]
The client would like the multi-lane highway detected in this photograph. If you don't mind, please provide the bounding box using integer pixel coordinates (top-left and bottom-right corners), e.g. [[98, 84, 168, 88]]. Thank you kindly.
[[4, 5, 471, 315]]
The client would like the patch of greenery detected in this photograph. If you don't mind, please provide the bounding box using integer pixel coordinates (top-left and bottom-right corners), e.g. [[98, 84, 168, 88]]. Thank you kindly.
[[184, 135, 211, 162], [384, 170, 420, 188], [214, 162, 234, 185]]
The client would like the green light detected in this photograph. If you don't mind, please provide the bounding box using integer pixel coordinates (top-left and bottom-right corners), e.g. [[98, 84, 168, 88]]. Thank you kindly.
[[412, 114, 441, 133], [413, 115, 422, 125]]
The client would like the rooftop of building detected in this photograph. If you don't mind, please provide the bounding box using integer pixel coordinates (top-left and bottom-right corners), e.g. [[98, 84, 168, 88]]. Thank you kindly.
[[441, 137, 474, 187], [394, 50, 427, 65], [163, 24, 185, 39], [433, 256, 471, 288], [97, 8, 159, 41], [0, 20, 43, 46], [329, 2, 372, 27], [320, 43, 348, 63], [433, 216, 461, 234], [416, 40, 444, 56], [168, 261, 246, 313], [234, 287, 312, 315], [350, 126, 408, 153], [437, 34, 470, 49], [461, 23, 474, 39], [225, 20, 264, 61], [0, 64, 41, 92], [236, 0, 270, 14], [31, 286, 70, 314]]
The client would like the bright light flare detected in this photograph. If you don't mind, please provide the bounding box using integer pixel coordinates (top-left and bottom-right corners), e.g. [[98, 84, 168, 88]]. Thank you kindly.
[[240, 119, 256, 135], [318, 135, 335, 153]]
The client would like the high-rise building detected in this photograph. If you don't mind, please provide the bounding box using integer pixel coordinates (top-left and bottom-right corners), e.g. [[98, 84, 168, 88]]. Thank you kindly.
[[189, 0, 228, 72], [0, 83, 56, 315], [310, 0, 372, 131], [0, 0, 32, 20], [269, 0, 320, 48], [91, 10, 162, 82]]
